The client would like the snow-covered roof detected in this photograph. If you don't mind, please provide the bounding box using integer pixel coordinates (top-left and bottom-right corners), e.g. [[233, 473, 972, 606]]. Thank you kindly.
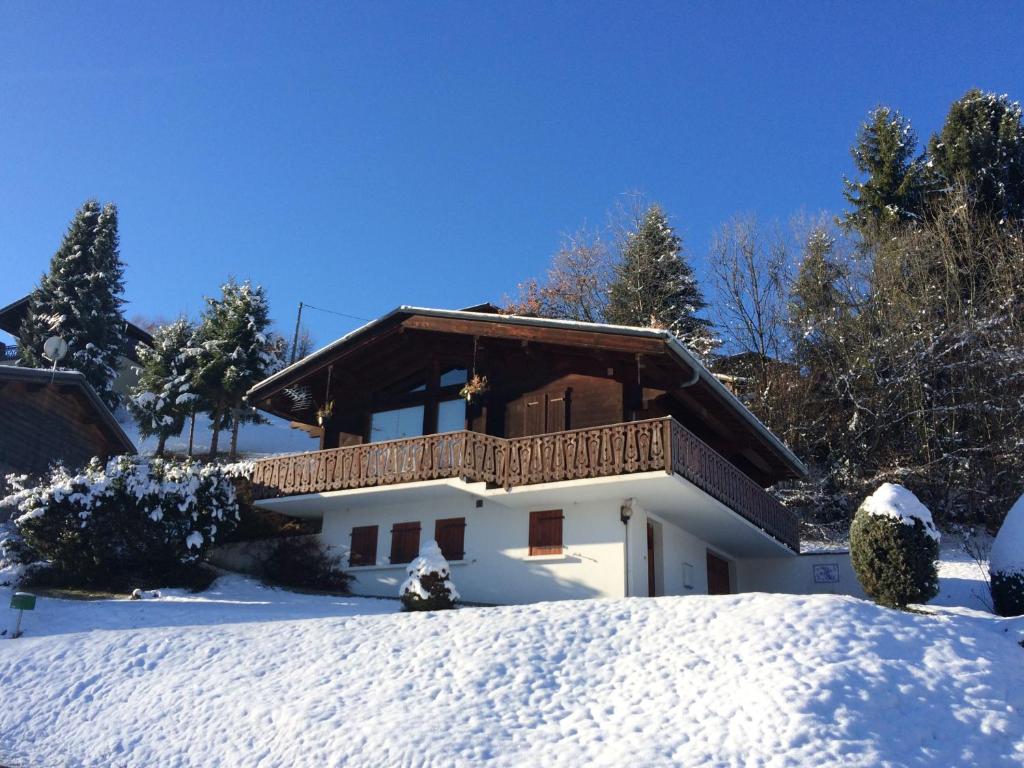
[[248, 306, 808, 477]]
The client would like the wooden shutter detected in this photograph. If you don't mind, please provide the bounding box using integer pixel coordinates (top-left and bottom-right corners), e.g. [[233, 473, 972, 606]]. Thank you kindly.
[[349, 525, 378, 567], [434, 517, 466, 561], [528, 509, 563, 556], [390, 521, 421, 564], [545, 391, 567, 432], [524, 398, 545, 436]]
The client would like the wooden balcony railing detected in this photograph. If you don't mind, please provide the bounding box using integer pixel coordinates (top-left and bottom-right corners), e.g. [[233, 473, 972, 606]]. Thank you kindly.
[[250, 417, 800, 551]]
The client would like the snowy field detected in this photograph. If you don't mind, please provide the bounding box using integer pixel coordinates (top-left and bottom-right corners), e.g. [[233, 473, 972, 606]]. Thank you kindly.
[[1, 554, 1022, 767]]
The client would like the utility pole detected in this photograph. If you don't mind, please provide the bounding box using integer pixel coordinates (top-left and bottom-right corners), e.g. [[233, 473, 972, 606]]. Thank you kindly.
[[290, 301, 304, 364]]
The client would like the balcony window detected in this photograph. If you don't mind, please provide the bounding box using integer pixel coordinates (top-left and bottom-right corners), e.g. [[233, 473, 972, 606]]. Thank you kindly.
[[439, 367, 468, 387], [370, 405, 425, 442], [437, 398, 466, 433]]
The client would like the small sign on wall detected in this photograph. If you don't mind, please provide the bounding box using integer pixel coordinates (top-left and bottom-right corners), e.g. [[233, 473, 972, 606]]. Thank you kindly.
[[813, 563, 840, 584]]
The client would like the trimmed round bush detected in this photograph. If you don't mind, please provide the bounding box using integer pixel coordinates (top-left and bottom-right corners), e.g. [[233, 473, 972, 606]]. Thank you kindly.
[[850, 483, 940, 609], [400, 539, 460, 611], [1, 456, 239, 591], [990, 493, 1024, 617]]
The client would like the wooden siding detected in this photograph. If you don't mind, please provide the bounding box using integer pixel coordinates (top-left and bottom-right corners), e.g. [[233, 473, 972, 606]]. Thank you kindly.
[[0, 381, 126, 490], [250, 417, 800, 552]]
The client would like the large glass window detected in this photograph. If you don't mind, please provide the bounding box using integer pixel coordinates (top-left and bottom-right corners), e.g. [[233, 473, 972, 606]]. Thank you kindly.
[[440, 367, 468, 387], [437, 399, 466, 433], [370, 405, 425, 442]]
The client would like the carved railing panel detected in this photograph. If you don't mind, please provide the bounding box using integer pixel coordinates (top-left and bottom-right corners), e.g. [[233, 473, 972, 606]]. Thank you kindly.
[[249, 417, 799, 551]]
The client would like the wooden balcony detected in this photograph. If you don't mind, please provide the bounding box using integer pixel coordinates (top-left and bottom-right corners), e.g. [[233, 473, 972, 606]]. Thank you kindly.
[[249, 417, 800, 552]]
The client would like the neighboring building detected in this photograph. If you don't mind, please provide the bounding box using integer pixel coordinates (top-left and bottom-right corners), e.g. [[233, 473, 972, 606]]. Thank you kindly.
[[0, 294, 154, 398], [0, 366, 136, 497], [246, 305, 859, 605]]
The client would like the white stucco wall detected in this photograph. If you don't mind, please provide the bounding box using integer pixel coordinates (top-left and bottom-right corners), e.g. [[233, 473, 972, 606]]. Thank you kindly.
[[648, 512, 714, 596], [319, 496, 628, 605], [735, 551, 866, 599]]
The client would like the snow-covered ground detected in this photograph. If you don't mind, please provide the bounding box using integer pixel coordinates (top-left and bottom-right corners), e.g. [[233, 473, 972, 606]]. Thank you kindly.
[[1, 557, 1021, 767]]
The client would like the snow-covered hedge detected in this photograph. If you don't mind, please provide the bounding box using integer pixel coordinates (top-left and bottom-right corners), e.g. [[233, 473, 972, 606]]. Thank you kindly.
[[1, 456, 240, 589], [850, 483, 940, 609], [400, 540, 460, 611], [990, 493, 1024, 617]]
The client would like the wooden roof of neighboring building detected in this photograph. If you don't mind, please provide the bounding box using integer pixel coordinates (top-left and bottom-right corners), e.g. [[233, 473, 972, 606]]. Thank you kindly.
[[0, 295, 153, 363], [248, 306, 808, 479], [0, 364, 136, 456]]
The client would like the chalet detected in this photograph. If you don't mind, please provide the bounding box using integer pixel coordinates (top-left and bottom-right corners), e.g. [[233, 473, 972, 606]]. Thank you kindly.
[[0, 365, 136, 500], [246, 305, 858, 604]]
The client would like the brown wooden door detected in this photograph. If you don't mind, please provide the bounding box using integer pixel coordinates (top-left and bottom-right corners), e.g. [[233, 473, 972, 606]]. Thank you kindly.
[[647, 522, 656, 597], [706, 551, 731, 595]]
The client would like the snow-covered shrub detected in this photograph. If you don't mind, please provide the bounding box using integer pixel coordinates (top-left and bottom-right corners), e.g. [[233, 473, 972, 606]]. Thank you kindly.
[[0, 457, 239, 590], [850, 483, 940, 609], [258, 536, 352, 594], [0, 520, 30, 587], [400, 540, 460, 611], [990, 493, 1024, 617]]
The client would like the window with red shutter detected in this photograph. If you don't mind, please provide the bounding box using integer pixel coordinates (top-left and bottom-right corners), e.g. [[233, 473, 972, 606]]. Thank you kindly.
[[528, 509, 563, 556], [390, 521, 421, 564], [349, 525, 378, 567], [434, 517, 466, 561]]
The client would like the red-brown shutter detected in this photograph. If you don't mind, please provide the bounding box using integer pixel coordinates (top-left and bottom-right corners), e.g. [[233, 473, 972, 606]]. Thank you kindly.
[[434, 517, 466, 561], [390, 521, 421, 564], [528, 509, 563, 556], [349, 525, 378, 566]]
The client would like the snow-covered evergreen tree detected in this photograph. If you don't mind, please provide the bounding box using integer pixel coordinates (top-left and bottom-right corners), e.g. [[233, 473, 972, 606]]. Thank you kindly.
[[990, 493, 1024, 617], [18, 201, 127, 409], [191, 280, 282, 458], [400, 539, 460, 611], [128, 318, 198, 456], [606, 205, 716, 356], [927, 89, 1024, 221], [843, 107, 926, 232]]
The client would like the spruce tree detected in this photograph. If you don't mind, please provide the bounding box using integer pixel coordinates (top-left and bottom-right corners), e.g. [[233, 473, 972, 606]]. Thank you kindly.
[[18, 200, 127, 408], [927, 89, 1024, 221], [128, 318, 198, 456], [606, 205, 716, 355], [192, 280, 281, 458], [843, 107, 925, 233]]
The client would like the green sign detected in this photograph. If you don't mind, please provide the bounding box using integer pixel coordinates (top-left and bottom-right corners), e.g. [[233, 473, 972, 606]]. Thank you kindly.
[[10, 592, 35, 611]]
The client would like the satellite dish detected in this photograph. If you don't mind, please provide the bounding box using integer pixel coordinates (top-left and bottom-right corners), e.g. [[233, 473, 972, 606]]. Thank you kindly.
[[43, 336, 68, 363]]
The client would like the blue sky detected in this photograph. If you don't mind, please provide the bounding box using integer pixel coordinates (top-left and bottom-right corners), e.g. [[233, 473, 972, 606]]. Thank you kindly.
[[2, 2, 1022, 346]]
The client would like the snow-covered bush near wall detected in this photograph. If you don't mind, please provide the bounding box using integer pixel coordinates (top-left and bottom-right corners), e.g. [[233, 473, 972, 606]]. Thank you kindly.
[[850, 483, 940, 609], [990, 493, 1024, 617], [400, 539, 460, 611], [0, 456, 240, 590]]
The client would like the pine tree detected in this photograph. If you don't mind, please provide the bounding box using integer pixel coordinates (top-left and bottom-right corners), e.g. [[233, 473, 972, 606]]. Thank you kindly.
[[128, 318, 198, 456], [927, 89, 1024, 221], [606, 205, 716, 355], [18, 201, 127, 408], [843, 107, 925, 233], [789, 229, 846, 369], [192, 280, 282, 459]]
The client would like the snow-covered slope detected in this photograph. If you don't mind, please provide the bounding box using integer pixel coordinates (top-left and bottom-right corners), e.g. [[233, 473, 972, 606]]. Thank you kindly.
[[1, 574, 1021, 767]]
